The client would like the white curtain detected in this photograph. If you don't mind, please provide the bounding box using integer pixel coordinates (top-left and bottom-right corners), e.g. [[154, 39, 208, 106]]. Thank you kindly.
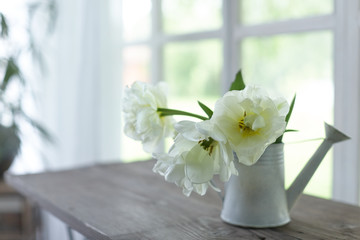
[[37, 0, 122, 239]]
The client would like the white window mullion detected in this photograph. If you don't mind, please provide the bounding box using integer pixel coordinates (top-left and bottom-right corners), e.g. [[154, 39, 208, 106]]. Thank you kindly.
[[160, 30, 221, 43], [236, 0, 243, 83], [222, 0, 238, 93], [123, 30, 222, 46], [151, 0, 163, 83], [235, 15, 334, 38], [122, 40, 151, 47], [333, 0, 360, 205]]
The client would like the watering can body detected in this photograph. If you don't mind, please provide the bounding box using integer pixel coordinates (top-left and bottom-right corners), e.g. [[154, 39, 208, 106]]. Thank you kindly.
[[221, 143, 290, 227], [221, 123, 349, 228]]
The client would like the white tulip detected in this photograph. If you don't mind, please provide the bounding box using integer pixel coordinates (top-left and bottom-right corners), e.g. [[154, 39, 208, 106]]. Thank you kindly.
[[122, 81, 174, 153], [153, 120, 237, 196], [212, 86, 289, 165]]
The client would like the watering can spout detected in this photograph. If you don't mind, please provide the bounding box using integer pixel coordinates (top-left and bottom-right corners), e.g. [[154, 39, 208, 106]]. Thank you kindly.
[[286, 123, 349, 211], [323, 122, 351, 143]]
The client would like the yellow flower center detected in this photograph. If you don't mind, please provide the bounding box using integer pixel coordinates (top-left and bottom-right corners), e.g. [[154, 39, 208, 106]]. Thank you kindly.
[[238, 112, 257, 137]]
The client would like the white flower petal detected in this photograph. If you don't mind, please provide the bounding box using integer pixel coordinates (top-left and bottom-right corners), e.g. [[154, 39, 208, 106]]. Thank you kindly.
[[251, 115, 265, 130], [274, 97, 290, 116], [154, 119, 238, 196], [185, 144, 214, 184], [192, 183, 208, 196], [196, 121, 227, 142], [121, 81, 175, 153], [169, 134, 196, 157], [165, 164, 185, 185], [211, 85, 289, 165], [175, 121, 204, 141]]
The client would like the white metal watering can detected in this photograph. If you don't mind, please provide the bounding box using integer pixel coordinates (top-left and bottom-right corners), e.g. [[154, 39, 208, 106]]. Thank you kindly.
[[221, 123, 349, 228]]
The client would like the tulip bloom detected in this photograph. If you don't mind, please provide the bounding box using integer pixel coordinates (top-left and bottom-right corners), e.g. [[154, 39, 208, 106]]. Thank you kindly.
[[211, 86, 289, 165], [122, 81, 174, 153]]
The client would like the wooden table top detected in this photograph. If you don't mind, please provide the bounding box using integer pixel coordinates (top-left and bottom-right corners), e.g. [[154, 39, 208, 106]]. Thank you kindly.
[[5, 160, 360, 240]]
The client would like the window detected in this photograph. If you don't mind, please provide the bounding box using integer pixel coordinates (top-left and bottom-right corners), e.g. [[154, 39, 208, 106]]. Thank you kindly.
[[116, 0, 360, 204]]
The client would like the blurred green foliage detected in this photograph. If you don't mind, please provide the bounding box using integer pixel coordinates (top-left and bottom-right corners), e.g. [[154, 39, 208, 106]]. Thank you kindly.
[[240, 0, 333, 24], [0, 1, 56, 154], [164, 40, 222, 99], [241, 32, 332, 99], [162, 0, 222, 34]]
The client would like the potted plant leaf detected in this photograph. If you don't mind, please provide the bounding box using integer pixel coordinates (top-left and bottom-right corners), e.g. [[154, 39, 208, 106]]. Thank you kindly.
[[0, 1, 56, 178]]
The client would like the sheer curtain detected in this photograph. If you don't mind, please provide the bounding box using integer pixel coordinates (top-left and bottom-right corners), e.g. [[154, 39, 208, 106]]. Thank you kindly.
[[38, 0, 121, 239]]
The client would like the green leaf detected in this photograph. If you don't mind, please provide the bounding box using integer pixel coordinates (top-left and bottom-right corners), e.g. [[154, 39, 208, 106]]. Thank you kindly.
[[275, 94, 297, 143], [1, 58, 23, 91], [157, 108, 208, 121], [229, 70, 246, 91], [197, 101, 213, 119], [0, 13, 8, 38], [285, 94, 296, 125], [275, 135, 283, 144], [284, 129, 298, 133]]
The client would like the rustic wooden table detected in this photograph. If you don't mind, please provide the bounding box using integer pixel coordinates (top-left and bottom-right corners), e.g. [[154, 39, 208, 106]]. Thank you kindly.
[[5, 160, 360, 240]]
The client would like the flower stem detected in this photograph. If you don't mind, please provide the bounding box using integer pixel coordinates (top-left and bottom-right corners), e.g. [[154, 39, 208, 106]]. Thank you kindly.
[[157, 108, 208, 120]]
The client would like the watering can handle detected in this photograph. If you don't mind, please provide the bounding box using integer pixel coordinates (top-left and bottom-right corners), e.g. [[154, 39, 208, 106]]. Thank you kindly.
[[286, 122, 350, 210]]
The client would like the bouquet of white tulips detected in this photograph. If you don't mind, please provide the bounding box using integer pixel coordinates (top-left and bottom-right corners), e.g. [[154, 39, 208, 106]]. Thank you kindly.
[[122, 70, 295, 196]]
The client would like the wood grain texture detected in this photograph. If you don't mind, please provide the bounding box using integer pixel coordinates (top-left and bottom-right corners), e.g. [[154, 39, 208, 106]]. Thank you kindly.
[[5, 160, 360, 240]]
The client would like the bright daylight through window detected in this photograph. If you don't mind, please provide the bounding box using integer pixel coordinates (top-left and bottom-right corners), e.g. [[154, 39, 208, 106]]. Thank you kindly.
[[117, 0, 359, 204]]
